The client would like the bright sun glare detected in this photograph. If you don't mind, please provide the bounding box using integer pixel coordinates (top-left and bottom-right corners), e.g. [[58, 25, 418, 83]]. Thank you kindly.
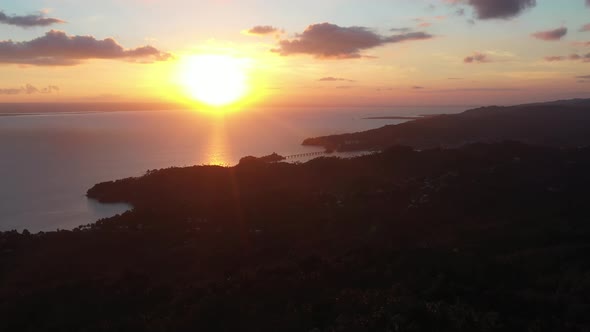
[[180, 55, 248, 107]]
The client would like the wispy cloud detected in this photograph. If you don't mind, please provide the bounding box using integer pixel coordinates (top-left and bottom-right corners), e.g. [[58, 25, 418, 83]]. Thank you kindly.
[[272, 23, 433, 59], [417, 87, 522, 93], [544, 53, 590, 62], [0, 10, 64, 28], [531, 27, 567, 41], [245, 25, 281, 36], [390, 27, 412, 33], [464, 52, 491, 63], [0, 30, 172, 66], [318, 77, 356, 82], [0, 84, 59, 95], [572, 41, 590, 47]]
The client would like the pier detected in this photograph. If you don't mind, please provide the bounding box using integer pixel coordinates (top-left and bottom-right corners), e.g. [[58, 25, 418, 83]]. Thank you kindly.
[[284, 151, 329, 160]]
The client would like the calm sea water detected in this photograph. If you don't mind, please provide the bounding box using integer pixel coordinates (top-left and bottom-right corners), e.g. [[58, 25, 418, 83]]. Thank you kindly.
[[0, 106, 465, 232]]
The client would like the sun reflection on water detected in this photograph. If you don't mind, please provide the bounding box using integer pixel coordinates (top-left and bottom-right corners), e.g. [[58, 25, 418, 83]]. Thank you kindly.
[[202, 117, 232, 166]]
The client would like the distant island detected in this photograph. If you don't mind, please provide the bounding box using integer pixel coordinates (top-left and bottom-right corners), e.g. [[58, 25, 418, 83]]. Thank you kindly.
[[304, 98, 590, 151], [2, 98, 590, 331]]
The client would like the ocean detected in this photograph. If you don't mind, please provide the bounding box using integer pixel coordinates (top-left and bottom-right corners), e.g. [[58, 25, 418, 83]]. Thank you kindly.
[[0, 106, 466, 232]]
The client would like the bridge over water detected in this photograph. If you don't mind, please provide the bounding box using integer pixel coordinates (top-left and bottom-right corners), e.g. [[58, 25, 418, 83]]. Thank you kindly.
[[284, 151, 329, 160]]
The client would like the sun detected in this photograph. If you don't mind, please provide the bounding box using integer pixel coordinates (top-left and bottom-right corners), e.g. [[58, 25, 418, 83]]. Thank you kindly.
[[179, 55, 249, 107]]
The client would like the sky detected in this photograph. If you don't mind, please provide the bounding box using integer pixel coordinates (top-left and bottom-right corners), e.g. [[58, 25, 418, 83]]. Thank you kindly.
[[0, 0, 589, 107]]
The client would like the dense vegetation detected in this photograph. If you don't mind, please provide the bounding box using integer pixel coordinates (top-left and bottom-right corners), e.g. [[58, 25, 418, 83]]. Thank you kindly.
[[2, 141, 590, 331], [303, 99, 590, 151]]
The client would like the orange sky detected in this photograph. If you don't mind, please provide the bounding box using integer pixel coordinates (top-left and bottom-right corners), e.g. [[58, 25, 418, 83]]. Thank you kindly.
[[1, 0, 589, 108]]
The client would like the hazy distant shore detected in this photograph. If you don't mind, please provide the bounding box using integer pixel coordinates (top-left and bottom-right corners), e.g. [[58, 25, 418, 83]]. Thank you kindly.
[[0, 111, 132, 117], [0, 102, 183, 115]]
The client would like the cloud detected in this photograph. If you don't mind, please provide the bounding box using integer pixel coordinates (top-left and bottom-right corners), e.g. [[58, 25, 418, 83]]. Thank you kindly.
[[587, 0, 590, 6], [580, 24, 590, 32], [272, 23, 433, 59], [413, 16, 446, 28], [531, 27, 568, 41], [572, 41, 590, 47], [0, 30, 172, 66], [418, 87, 522, 93], [412, 86, 426, 89], [318, 77, 356, 82], [464, 52, 491, 63], [414, 18, 432, 27], [446, 0, 536, 20], [0, 84, 59, 95], [390, 27, 412, 33], [544, 53, 590, 62], [0, 10, 64, 28], [577, 75, 590, 79], [246, 25, 281, 35], [544, 56, 567, 62]]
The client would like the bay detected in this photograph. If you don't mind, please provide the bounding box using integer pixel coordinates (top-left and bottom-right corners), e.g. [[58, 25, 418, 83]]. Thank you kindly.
[[0, 106, 464, 231]]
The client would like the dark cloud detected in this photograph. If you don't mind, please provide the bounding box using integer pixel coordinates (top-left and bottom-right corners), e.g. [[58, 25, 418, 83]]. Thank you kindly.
[[531, 27, 567, 41], [447, 0, 536, 20], [470, 0, 536, 19], [0, 10, 64, 28], [464, 52, 490, 63], [0, 30, 172, 66], [580, 24, 590, 32], [577, 75, 590, 79], [272, 23, 433, 59], [412, 86, 426, 89], [587, 0, 590, 6], [246, 25, 281, 35], [318, 77, 356, 82], [0, 84, 59, 95]]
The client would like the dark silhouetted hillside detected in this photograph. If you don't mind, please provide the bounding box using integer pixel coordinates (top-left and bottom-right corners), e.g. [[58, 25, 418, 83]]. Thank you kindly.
[[2, 142, 590, 331]]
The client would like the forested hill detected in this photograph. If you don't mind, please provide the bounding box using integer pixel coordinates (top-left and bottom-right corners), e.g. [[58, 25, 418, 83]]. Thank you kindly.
[[2, 142, 590, 330], [302, 99, 590, 151]]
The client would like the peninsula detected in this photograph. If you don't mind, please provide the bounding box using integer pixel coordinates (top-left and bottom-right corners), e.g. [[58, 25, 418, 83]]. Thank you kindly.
[[304, 99, 590, 151]]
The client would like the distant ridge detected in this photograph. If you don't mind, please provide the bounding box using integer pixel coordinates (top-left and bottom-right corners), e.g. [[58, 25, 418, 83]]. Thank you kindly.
[[303, 99, 590, 151]]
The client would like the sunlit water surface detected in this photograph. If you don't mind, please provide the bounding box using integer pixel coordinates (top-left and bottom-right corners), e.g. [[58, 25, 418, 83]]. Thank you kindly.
[[0, 106, 465, 231]]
